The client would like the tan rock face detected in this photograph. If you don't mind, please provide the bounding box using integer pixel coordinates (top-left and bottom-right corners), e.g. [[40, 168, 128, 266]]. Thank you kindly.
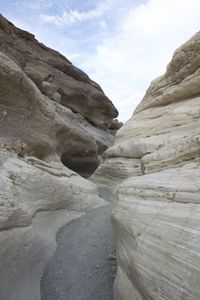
[[0, 13, 118, 129], [0, 14, 121, 177], [0, 14, 119, 300], [0, 154, 106, 300], [94, 32, 200, 299]]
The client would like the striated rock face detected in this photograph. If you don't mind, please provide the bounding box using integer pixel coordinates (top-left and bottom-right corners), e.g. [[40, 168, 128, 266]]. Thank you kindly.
[[94, 32, 200, 299], [0, 14, 120, 177], [0, 156, 105, 300], [0, 14, 118, 300]]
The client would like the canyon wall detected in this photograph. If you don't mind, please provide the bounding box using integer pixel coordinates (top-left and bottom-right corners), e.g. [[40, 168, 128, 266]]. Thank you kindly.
[[95, 32, 200, 299], [0, 14, 120, 177], [0, 15, 118, 300]]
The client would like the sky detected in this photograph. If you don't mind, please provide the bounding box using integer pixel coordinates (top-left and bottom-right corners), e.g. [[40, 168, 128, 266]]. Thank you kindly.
[[1, 0, 200, 122]]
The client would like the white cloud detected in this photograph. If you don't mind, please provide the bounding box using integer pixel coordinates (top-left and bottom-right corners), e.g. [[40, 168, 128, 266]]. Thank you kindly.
[[21, 0, 57, 11], [40, 2, 111, 26], [4, 0, 200, 122], [79, 0, 200, 121], [100, 20, 107, 29]]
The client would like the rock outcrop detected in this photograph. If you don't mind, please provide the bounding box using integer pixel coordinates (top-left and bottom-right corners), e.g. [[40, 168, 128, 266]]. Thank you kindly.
[[0, 15, 119, 300], [94, 32, 200, 299], [0, 14, 120, 177]]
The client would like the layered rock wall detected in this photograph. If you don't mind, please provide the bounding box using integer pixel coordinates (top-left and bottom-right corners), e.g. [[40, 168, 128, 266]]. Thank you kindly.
[[95, 32, 200, 299], [0, 14, 120, 177], [0, 15, 118, 300]]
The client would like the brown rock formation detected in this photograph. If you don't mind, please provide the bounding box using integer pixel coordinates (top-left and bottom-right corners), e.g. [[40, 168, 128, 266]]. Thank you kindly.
[[0, 13, 121, 177], [0, 14, 120, 300]]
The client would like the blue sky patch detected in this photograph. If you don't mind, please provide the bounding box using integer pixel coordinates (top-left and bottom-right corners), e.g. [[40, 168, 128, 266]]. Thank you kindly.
[[0, 0, 200, 121]]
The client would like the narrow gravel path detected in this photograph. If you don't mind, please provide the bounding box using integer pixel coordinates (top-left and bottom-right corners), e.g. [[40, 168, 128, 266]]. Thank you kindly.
[[40, 192, 116, 300]]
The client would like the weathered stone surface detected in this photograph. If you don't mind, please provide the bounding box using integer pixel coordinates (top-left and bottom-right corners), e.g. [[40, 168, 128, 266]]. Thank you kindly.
[[113, 162, 200, 299], [0, 14, 119, 300], [0, 153, 106, 300], [0, 50, 106, 300], [0, 13, 119, 122], [95, 32, 200, 299], [0, 14, 121, 177], [0, 13, 119, 130], [91, 157, 142, 189]]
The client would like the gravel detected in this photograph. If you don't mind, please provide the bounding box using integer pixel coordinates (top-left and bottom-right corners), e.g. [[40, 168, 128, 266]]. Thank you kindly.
[[40, 190, 116, 300]]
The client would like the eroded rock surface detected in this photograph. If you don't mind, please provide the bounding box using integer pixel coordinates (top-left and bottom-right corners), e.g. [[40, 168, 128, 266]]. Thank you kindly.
[[0, 14, 120, 177], [0, 155, 106, 300], [94, 32, 200, 299], [0, 14, 119, 300]]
